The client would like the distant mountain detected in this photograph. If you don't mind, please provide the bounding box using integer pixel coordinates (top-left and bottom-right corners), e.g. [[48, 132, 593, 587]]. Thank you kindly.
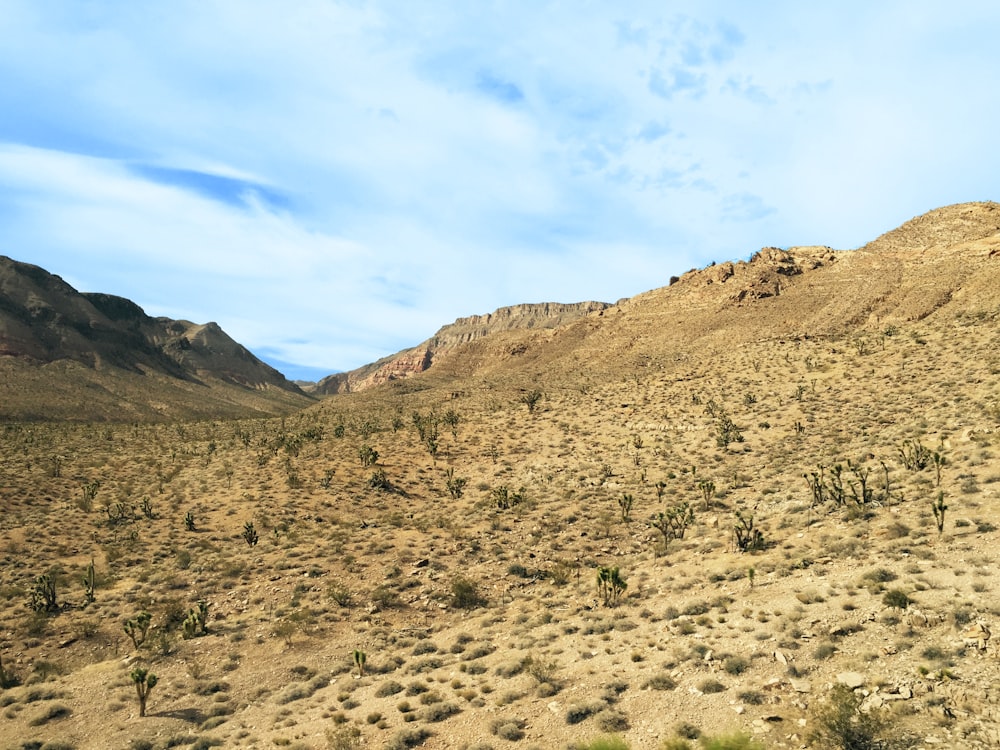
[[0, 256, 313, 421], [309, 301, 610, 394], [315, 201, 1000, 396]]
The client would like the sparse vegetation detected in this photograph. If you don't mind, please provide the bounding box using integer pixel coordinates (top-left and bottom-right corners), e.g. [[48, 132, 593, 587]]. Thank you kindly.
[[3, 208, 1000, 747]]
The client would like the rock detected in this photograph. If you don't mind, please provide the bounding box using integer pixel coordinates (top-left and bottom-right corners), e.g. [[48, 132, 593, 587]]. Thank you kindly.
[[773, 650, 787, 665], [837, 672, 865, 689], [961, 620, 991, 650], [790, 679, 812, 693]]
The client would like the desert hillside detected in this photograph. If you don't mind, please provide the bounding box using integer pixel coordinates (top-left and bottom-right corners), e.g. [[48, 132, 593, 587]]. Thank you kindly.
[[0, 256, 313, 421], [311, 301, 611, 395], [1, 203, 999, 750]]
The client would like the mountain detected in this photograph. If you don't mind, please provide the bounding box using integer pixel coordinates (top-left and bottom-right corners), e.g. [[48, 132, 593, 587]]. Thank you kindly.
[[6, 202, 1000, 750], [310, 300, 610, 394], [0, 256, 313, 421]]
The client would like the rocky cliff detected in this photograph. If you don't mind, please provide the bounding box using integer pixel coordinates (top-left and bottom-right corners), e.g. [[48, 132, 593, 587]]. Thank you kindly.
[[311, 301, 610, 394]]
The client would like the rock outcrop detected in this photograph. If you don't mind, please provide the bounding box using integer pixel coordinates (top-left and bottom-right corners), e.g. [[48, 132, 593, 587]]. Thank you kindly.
[[311, 301, 609, 394]]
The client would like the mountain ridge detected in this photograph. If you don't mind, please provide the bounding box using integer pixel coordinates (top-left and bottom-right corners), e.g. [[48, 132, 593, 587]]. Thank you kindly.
[[0, 255, 313, 421]]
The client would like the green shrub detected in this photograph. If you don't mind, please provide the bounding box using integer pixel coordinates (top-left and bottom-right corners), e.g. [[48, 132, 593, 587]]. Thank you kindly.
[[723, 655, 749, 675], [566, 701, 605, 724], [452, 576, 486, 609], [642, 673, 676, 691], [27, 702, 72, 726], [375, 680, 404, 697], [490, 717, 527, 741], [570, 737, 630, 750], [699, 733, 765, 750], [882, 589, 911, 610], [697, 679, 726, 694], [807, 684, 892, 750], [385, 727, 432, 750]]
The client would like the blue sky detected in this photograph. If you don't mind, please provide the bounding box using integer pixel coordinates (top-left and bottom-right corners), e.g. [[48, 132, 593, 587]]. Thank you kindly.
[[1, 1, 998, 380]]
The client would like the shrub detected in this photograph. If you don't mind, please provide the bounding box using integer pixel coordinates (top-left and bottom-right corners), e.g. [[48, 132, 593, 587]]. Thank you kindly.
[[490, 717, 527, 741], [723, 655, 750, 675], [700, 733, 765, 750], [375, 680, 404, 697], [697, 679, 726, 694], [27, 702, 72, 726], [882, 589, 911, 610], [417, 702, 460, 722], [385, 727, 432, 750], [595, 708, 629, 732], [642, 673, 676, 691], [807, 684, 892, 750], [566, 701, 605, 724], [451, 577, 485, 609], [570, 737, 630, 750]]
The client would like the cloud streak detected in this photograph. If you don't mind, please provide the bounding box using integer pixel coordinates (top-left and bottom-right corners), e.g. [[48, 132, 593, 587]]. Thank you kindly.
[[1, 1, 999, 378]]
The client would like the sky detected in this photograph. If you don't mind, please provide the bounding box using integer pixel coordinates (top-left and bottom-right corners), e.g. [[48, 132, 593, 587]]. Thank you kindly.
[[1, 2, 998, 381]]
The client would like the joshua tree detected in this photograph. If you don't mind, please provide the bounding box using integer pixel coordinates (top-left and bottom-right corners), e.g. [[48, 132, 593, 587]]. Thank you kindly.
[[182, 600, 210, 639], [697, 479, 716, 509], [932, 492, 947, 537], [29, 574, 59, 613], [596, 566, 627, 607], [353, 649, 367, 677], [932, 451, 946, 487], [358, 445, 379, 467], [242, 521, 259, 547], [82, 558, 96, 605], [650, 501, 694, 549], [520, 390, 543, 413], [734, 510, 765, 552], [124, 611, 152, 649], [445, 468, 468, 499], [130, 667, 158, 717], [618, 493, 634, 522]]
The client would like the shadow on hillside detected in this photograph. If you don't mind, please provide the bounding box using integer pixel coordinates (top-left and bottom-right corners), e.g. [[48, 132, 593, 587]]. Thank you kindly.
[[151, 707, 206, 723]]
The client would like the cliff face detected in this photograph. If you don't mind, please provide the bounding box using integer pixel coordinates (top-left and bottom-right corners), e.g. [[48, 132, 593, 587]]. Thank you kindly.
[[311, 301, 610, 394], [0, 256, 312, 420]]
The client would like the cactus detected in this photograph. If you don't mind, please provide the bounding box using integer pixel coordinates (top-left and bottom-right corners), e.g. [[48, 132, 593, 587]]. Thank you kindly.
[[124, 611, 152, 649], [184, 511, 196, 531], [353, 649, 367, 677], [82, 558, 96, 605], [130, 667, 158, 717]]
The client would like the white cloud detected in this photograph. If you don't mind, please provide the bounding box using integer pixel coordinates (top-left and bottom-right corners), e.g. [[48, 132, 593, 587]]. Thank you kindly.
[[1, 1, 999, 378]]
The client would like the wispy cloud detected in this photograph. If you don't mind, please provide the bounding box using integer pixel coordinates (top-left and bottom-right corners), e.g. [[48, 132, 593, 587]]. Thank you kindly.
[[1, 1, 999, 378]]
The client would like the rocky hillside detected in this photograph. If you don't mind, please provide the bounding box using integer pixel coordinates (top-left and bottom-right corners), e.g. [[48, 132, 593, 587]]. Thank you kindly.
[[401, 201, 1000, 390], [0, 256, 313, 421], [311, 301, 610, 394]]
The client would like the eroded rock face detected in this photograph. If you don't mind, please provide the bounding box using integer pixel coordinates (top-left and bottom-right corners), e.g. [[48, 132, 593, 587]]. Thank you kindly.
[[311, 301, 609, 394]]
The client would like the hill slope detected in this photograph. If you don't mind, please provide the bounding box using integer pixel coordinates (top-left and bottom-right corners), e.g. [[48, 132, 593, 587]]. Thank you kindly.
[[311, 300, 610, 394], [0, 256, 313, 420], [1, 203, 1000, 750]]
